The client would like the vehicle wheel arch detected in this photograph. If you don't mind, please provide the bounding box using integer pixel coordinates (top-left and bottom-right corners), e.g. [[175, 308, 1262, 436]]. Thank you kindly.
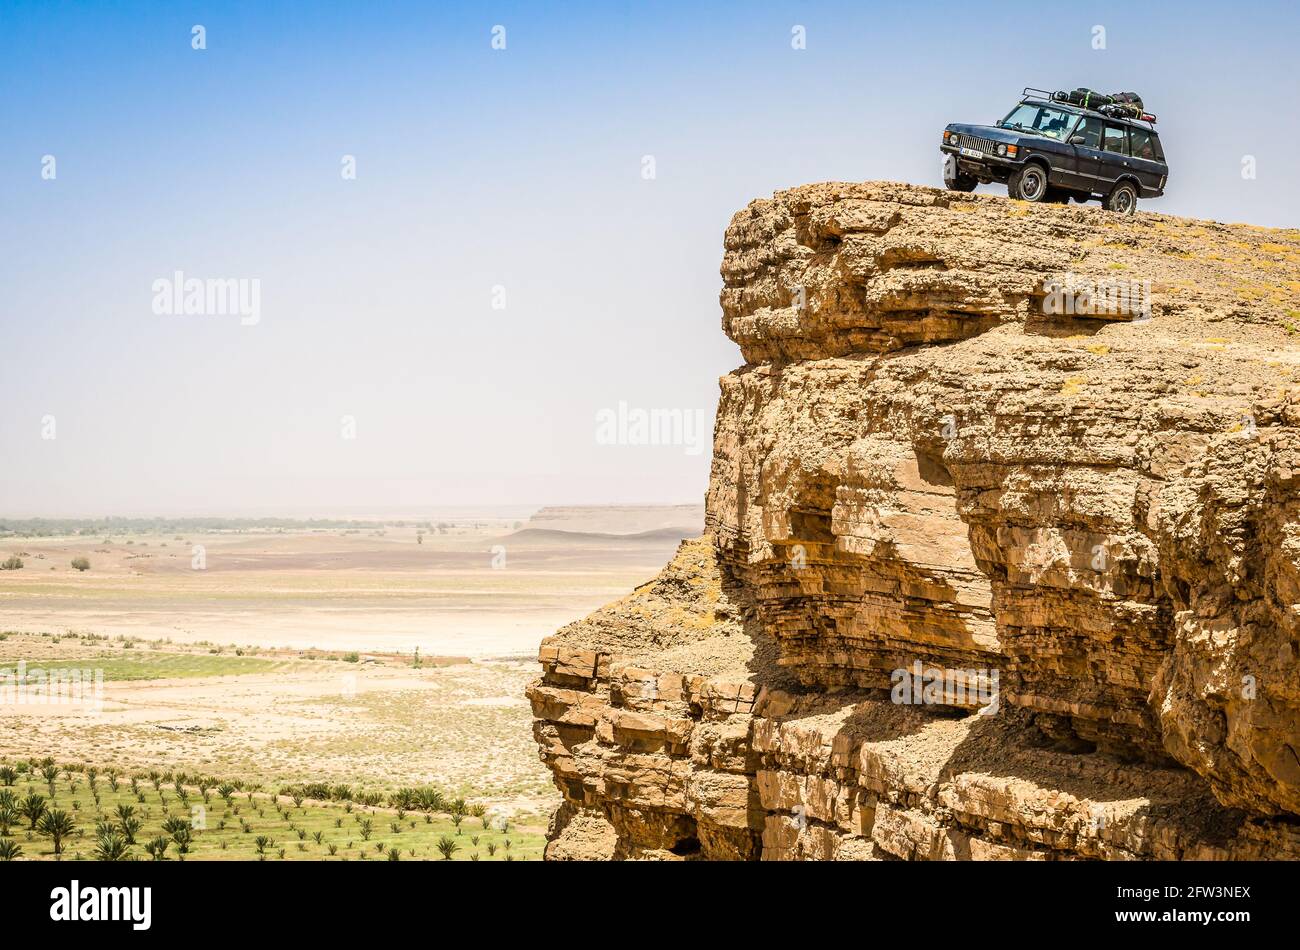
[[1021, 154, 1053, 177]]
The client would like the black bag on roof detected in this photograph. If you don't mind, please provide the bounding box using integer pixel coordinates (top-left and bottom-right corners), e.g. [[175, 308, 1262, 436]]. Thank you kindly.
[[1065, 87, 1115, 109], [1102, 91, 1145, 118]]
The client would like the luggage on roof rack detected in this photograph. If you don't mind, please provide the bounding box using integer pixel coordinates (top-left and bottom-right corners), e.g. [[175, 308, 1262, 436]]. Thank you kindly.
[[1100, 92, 1145, 119], [1053, 87, 1115, 109], [1035, 86, 1157, 124]]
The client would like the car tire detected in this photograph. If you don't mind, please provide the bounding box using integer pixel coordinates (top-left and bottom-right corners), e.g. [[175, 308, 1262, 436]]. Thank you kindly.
[[1104, 180, 1139, 215], [942, 154, 978, 192], [1008, 163, 1050, 202]]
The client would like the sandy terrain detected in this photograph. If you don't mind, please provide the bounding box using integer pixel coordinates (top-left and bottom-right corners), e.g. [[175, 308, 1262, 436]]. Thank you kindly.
[[0, 510, 700, 657]]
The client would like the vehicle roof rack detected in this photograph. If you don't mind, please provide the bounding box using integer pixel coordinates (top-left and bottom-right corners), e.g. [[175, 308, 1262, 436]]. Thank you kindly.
[[1020, 86, 1157, 127]]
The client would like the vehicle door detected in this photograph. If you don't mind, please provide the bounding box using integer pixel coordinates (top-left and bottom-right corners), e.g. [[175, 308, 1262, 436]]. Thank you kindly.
[[1125, 127, 1166, 194], [1064, 115, 1105, 191], [1096, 122, 1133, 190]]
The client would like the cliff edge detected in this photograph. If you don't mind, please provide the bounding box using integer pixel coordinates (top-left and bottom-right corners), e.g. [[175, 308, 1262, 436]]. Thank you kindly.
[[528, 181, 1300, 860]]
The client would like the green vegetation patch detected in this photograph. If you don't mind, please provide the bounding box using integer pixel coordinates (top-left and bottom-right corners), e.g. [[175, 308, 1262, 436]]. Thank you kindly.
[[0, 654, 289, 682], [0, 762, 541, 862]]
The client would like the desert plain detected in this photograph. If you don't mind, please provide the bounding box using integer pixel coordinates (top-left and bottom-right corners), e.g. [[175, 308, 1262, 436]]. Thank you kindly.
[[0, 505, 702, 842]]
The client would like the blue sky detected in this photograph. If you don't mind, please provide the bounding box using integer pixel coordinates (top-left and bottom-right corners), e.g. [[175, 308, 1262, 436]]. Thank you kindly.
[[3, 0, 1297, 516]]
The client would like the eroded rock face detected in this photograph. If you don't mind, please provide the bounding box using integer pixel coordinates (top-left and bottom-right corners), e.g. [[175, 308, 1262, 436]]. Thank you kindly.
[[530, 182, 1300, 859]]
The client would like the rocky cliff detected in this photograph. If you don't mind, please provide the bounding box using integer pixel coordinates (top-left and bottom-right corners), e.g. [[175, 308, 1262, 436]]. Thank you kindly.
[[528, 181, 1300, 860]]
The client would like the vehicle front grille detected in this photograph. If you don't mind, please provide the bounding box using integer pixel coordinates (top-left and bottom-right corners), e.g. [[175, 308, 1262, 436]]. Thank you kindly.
[[950, 133, 1003, 155]]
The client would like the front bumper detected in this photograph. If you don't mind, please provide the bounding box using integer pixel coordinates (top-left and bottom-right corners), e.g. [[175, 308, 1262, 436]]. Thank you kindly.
[[940, 144, 1021, 184], [939, 143, 1021, 169]]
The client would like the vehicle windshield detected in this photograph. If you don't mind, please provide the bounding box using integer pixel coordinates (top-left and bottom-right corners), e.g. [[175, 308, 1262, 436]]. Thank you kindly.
[[999, 103, 1077, 140]]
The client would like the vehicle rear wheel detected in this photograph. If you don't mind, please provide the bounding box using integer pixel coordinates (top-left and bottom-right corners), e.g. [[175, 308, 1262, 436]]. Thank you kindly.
[[1008, 163, 1050, 202], [1044, 187, 1071, 204], [1104, 181, 1139, 214]]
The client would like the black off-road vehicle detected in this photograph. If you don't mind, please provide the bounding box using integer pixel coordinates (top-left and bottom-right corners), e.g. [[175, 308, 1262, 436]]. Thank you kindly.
[[940, 87, 1167, 213]]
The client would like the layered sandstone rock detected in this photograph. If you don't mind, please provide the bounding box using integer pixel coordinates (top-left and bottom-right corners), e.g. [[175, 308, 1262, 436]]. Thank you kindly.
[[529, 182, 1300, 859]]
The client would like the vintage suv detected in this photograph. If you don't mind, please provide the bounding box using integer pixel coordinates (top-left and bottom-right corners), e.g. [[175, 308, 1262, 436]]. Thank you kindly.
[[940, 87, 1167, 213]]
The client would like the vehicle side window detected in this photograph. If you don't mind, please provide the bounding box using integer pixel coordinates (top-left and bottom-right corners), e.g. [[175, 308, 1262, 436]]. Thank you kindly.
[[1074, 117, 1102, 148], [1128, 128, 1159, 161], [1103, 125, 1129, 154]]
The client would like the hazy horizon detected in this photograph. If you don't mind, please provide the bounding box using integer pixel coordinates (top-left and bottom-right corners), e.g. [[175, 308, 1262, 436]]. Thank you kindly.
[[0, 501, 705, 521]]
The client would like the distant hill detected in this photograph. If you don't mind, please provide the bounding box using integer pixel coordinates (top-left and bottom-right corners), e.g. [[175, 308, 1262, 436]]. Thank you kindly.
[[526, 505, 705, 536], [503, 527, 696, 544]]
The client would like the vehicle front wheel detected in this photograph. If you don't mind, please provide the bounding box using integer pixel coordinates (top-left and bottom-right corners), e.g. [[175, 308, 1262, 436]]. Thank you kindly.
[[1104, 181, 1139, 214], [942, 155, 978, 192], [1008, 163, 1050, 202]]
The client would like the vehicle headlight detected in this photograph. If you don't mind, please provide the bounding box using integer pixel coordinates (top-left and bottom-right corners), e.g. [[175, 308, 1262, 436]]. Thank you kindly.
[[997, 144, 1008, 156], [943, 130, 952, 142]]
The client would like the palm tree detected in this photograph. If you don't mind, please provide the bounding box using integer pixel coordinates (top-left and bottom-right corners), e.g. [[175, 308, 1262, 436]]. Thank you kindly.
[[20, 792, 46, 830], [40, 764, 59, 796], [94, 831, 131, 861], [254, 835, 274, 855], [37, 808, 76, 855], [436, 835, 459, 860], [386, 846, 400, 861], [359, 818, 373, 841], [0, 838, 22, 861], [115, 803, 141, 844], [0, 804, 18, 837], [119, 816, 142, 845], [0, 765, 17, 786], [217, 783, 235, 806], [449, 796, 467, 815]]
